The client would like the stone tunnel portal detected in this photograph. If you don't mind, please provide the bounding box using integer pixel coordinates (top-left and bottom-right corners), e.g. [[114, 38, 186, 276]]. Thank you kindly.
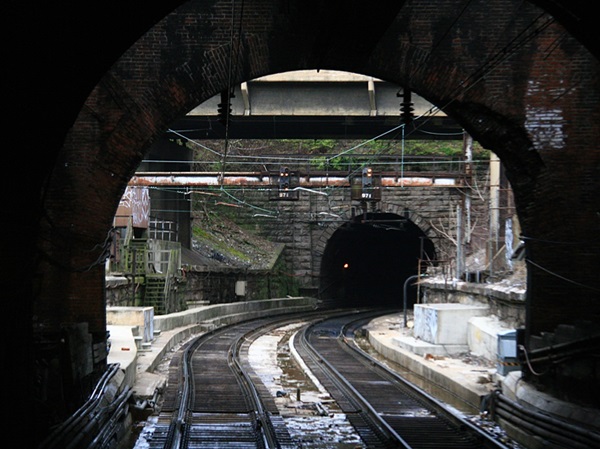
[[319, 212, 436, 308]]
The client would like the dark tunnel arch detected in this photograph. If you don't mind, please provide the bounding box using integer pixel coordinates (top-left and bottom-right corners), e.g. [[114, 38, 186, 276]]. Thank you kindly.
[[319, 212, 436, 308], [11, 3, 598, 443]]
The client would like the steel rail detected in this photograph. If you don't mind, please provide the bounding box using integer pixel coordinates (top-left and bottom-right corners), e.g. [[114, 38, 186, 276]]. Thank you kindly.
[[299, 309, 513, 449], [342, 315, 598, 448], [161, 327, 203, 449], [298, 308, 409, 448], [230, 328, 279, 448], [161, 320, 265, 449], [158, 310, 333, 449], [338, 314, 513, 449], [231, 308, 362, 447]]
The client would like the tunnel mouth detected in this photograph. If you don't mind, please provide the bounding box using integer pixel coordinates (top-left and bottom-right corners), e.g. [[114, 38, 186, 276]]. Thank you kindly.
[[319, 212, 436, 308]]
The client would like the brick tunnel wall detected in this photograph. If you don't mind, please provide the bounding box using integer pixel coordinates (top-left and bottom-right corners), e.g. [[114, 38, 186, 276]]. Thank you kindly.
[[26, 0, 600, 435], [41, 0, 599, 346]]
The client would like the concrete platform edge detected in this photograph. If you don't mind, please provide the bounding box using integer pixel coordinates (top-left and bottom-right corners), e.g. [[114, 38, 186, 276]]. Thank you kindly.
[[107, 297, 319, 399], [366, 325, 487, 412]]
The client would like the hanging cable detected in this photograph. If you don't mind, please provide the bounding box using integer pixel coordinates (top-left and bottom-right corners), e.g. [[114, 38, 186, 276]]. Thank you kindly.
[[526, 258, 600, 292], [518, 344, 548, 376]]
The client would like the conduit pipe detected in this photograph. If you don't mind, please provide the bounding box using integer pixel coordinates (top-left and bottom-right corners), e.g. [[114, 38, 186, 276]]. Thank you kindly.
[[403, 274, 425, 327], [492, 391, 600, 448]]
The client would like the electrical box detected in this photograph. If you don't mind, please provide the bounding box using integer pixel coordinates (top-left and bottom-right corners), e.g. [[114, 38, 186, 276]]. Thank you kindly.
[[497, 330, 519, 376], [235, 280, 247, 296]]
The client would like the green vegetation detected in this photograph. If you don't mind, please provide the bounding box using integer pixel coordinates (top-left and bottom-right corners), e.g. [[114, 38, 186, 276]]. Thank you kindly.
[[190, 206, 282, 269], [190, 138, 489, 173], [192, 218, 253, 263], [252, 257, 300, 299], [275, 138, 488, 157]]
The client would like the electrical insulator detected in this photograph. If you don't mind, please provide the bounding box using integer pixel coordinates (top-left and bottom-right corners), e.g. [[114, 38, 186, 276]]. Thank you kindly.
[[400, 88, 414, 124], [217, 90, 233, 126]]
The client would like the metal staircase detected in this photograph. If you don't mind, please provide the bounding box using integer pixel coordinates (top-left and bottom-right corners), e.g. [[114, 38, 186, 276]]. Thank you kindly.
[[143, 274, 167, 315], [114, 223, 183, 314]]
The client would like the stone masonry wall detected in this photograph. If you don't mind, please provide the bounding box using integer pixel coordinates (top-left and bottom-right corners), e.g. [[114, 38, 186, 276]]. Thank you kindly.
[[420, 278, 526, 328], [217, 178, 488, 290]]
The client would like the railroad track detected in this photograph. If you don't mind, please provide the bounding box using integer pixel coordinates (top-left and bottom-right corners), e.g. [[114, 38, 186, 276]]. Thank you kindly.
[[145, 310, 334, 449], [148, 317, 276, 448], [139, 307, 517, 448], [294, 310, 514, 449], [43, 308, 597, 448]]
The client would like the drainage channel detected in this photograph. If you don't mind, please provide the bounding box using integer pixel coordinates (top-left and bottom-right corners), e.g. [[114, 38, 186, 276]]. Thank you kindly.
[[246, 320, 367, 448]]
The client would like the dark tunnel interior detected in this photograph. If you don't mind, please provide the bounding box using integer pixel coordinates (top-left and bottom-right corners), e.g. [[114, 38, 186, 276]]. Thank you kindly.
[[319, 212, 436, 308]]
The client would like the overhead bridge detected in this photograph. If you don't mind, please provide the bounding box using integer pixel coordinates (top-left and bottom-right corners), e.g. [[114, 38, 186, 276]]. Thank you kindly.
[[169, 70, 464, 140]]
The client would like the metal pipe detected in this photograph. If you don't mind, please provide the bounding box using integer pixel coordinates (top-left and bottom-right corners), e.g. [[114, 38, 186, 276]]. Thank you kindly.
[[403, 274, 423, 327]]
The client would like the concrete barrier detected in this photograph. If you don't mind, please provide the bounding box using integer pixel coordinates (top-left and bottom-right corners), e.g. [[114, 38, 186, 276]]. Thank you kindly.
[[153, 297, 317, 332], [106, 297, 319, 390], [107, 306, 154, 342], [106, 325, 138, 388], [468, 315, 515, 361]]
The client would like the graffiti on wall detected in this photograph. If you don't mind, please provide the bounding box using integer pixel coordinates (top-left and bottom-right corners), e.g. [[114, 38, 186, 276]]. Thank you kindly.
[[114, 186, 150, 228]]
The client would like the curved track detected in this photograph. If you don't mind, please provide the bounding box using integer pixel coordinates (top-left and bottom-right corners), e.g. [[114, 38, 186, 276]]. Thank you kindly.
[[294, 310, 513, 449], [140, 308, 514, 448], [148, 313, 304, 449]]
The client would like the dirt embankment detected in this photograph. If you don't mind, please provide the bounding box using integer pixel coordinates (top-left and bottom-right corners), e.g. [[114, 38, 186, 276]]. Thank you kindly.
[[185, 212, 282, 270]]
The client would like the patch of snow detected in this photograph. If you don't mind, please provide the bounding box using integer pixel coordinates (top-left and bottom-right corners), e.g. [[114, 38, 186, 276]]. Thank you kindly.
[[248, 322, 366, 448]]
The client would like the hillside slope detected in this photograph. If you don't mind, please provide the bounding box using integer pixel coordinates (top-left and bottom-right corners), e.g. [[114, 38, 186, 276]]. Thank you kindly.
[[185, 212, 283, 270]]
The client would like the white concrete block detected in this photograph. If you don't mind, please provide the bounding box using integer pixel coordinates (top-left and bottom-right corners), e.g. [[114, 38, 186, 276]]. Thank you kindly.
[[468, 316, 514, 360], [414, 303, 489, 345], [107, 307, 155, 342]]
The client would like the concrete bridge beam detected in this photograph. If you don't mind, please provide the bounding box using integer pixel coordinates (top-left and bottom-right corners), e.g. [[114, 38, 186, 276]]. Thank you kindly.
[[188, 71, 437, 118], [175, 70, 461, 140]]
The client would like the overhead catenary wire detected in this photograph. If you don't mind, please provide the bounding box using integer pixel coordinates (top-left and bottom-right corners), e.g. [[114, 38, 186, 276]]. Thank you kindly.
[[146, 6, 557, 220], [326, 123, 407, 162], [401, 11, 557, 141], [37, 5, 563, 284], [121, 6, 561, 183], [168, 129, 224, 157]]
